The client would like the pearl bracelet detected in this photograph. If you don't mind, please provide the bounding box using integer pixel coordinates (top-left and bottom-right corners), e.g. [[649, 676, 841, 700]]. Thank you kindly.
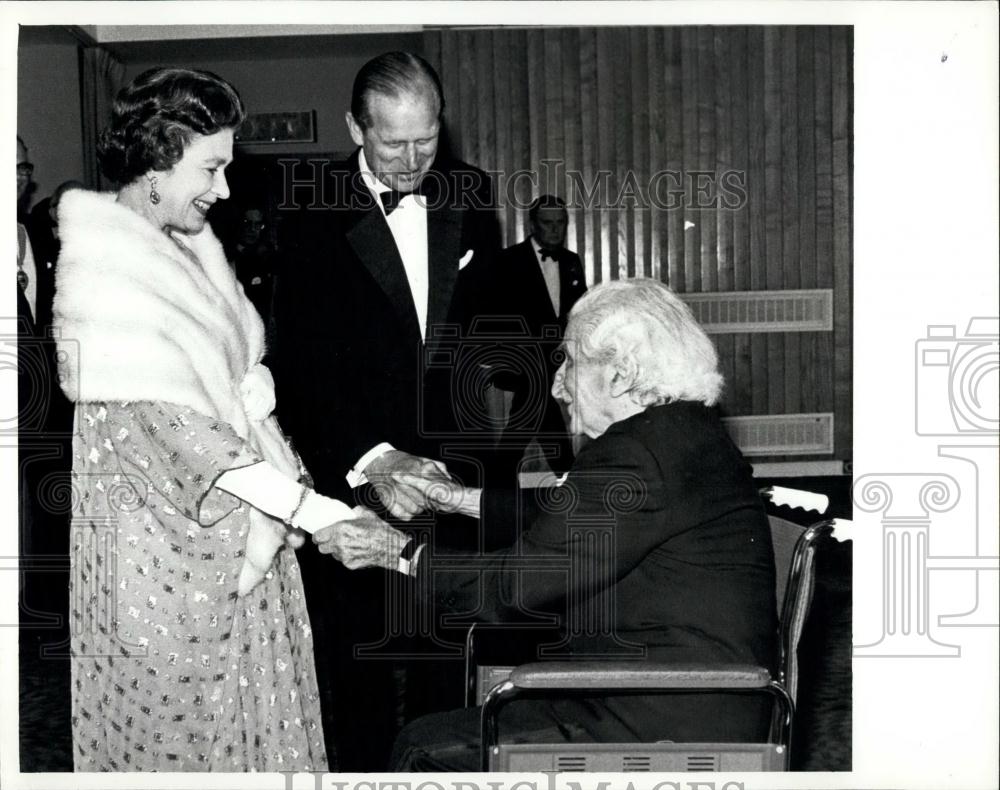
[[286, 486, 310, 527]]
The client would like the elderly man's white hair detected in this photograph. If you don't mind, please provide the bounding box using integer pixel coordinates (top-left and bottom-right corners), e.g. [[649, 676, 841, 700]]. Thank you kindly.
[[565, 278, 723, 407]]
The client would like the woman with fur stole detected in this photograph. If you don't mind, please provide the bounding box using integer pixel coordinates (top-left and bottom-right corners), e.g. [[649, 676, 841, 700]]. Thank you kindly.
[[52, 67, 409, 772]]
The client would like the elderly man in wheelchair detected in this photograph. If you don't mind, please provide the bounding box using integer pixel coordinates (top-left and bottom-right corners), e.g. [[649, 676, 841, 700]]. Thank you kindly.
[[315, 277, 784, 771]]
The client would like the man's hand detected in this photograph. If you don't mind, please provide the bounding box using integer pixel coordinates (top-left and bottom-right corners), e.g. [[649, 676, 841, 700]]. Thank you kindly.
[[312, 506, 410, 571], [364, 449, 452, 520], [396, 473, 483, 520]]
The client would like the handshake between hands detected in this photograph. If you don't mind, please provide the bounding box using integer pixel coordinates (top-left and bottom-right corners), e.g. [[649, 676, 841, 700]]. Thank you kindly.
[[312, 450, 481, 572]]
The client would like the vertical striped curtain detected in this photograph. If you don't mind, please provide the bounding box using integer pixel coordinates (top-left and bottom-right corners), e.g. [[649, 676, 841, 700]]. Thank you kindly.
[[80, 46, 124, 191], [424, 26, 852, 458]]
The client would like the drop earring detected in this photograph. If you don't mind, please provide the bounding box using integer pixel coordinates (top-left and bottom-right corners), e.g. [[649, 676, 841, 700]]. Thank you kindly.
[[147, 174, 161, 205]]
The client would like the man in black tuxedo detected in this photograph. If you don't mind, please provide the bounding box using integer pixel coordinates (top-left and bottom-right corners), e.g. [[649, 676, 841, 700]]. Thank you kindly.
[[480, 195, 587, 484], [312, 278, 777, 771], [272, 51, 500, 770], [16, 139, 73, 636]]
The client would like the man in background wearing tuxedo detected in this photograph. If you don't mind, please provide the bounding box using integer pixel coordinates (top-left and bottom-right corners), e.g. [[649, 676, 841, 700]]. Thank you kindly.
[[480, 194, 587, 485], [273, 51, 500, 770]]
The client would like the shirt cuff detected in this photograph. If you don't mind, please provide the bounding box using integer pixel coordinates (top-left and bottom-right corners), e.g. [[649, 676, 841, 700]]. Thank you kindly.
[[345, 442, 396, 488], [398, 542, 427, 577]]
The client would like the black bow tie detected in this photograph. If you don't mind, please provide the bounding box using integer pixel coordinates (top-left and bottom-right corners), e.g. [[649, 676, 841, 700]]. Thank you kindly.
[[539, 249, 558, 263], [380, 186, 425, 216]]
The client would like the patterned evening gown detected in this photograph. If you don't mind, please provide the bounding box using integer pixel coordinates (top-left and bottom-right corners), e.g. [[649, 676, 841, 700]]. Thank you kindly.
[[69, 401, 328, 771]]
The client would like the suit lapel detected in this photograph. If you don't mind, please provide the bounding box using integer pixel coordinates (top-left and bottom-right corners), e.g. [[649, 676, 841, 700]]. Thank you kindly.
[[425, 198, 462, 336], [558, 252, 583, 321], [342, 154, 422, 342]]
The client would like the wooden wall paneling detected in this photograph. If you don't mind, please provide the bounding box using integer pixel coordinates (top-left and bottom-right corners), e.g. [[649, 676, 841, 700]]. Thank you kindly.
[[797, 26, 819, 413], [781, 27, 801, 415], [489, 31, 510, 243], [664, 27, 685, 293], [526, 28, 545, 203], [698, 26, 718, 293], [459, 34, 480, 166], [543, 28, 563, 160], [680, 26, 699, 293], [831, 26, 853, 460], [647, 27, 665, 283], [475, 30, 495, 210], [427, 25, 851, 460], [509, 29, 531, 244], [578, 28, 598, 283], [763, 27, 785, 415], [596, 27, 615, 284], [813, 26, 835, 420], [424, 33, 441, 95], [438, 32, 462, 159], [729, 27, 753, 415], [713, 28, 736, 408], [747, 26, 769, 416], [630, 27, 650, 279], [543, 27, 564, 199], [611, 28, 631, 280], [561, 28, 584, 264]]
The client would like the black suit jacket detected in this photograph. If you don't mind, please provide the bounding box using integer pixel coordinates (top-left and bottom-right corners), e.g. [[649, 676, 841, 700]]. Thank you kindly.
[[423, 401, 777, 665], [273, 150, 500, 499], [419, 401, 777, 738], [473, 239, 587, 416], [486, 239, 586, 333]]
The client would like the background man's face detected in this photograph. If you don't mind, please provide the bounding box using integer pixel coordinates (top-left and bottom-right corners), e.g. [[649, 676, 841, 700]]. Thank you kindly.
[[348, 89, 440, 193], [16, 140, 32, 201], [240, 208, 266, 246], [531, 207, 568, 250]]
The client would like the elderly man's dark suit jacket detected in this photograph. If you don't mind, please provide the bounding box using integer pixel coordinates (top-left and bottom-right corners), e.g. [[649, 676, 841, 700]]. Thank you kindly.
[[273, 150, 500, 500], [401, 401, 777, 764]]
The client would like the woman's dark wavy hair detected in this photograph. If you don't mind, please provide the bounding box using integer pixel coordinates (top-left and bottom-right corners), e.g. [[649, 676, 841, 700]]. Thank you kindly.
[[97, 67, 245, 185]]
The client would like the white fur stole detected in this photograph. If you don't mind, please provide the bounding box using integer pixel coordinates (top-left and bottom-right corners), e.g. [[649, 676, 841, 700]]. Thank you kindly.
[[53, 190, 304, 595]]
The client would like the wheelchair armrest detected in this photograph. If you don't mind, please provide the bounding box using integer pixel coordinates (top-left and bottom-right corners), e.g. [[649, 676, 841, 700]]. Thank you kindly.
[[506, 661, 773, 691], [481, 661, 792, 770]]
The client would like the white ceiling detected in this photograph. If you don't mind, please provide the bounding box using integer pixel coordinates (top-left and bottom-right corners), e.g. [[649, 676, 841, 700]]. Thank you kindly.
[[83, 24, 423, 43]]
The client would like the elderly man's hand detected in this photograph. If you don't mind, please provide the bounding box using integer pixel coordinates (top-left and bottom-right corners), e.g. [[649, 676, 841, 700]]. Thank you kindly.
[[396, 473, 483, 520], [312, 506, 410, 571], [364, 449, 452, 520]]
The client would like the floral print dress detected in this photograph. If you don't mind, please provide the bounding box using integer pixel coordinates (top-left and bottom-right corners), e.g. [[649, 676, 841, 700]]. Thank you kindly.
[[69, 401, 329, 771]]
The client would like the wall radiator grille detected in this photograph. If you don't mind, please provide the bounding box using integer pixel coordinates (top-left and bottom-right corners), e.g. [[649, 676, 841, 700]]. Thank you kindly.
[[681, 289, 833, 333], [722, 413, 835, 456]]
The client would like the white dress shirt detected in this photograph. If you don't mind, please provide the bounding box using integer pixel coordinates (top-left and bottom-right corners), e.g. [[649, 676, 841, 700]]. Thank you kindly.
[[357, 149, 430, 339], [530, 236, 561, 317], [346, 151, 433, 488]]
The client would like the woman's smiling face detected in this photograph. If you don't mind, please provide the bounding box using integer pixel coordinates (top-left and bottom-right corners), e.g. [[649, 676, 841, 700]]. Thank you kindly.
[[151, 129, 233, 233]]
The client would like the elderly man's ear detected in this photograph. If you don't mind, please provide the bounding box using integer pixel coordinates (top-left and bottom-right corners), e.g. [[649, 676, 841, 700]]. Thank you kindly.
[[609, 354, 639, 398]]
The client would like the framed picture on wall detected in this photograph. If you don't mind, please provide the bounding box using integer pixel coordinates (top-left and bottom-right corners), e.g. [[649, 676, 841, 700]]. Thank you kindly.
[[235, 110, 316, 144]]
